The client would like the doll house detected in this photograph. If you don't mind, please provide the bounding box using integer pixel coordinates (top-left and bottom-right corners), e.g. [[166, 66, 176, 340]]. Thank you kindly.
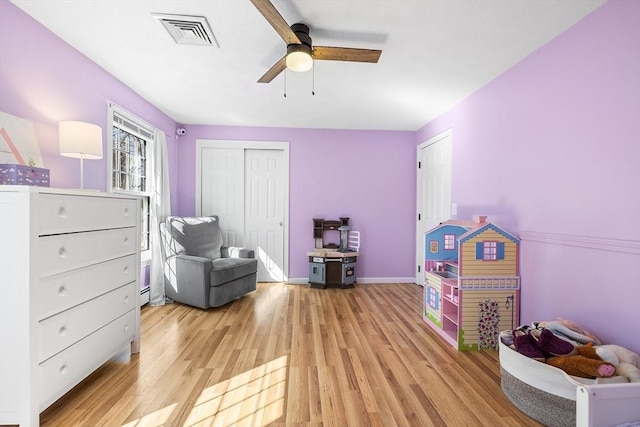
[[423, 216, 521, 350]]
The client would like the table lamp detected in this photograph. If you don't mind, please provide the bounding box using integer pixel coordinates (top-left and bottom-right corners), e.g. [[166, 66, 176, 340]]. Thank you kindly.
[[59, 121, 103, 189]]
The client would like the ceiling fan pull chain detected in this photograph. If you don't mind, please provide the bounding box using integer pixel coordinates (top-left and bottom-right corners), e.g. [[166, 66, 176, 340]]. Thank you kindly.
[[312, 63, 315, 96], [283, 69, 287, 98]]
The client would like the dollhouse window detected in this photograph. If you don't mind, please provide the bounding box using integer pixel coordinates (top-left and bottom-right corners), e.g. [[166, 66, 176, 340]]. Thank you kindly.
[[427, 287, 439, 310], [483, 241, 497, 260], [444, 234, 455, 250], [476, 241, 505, 261]]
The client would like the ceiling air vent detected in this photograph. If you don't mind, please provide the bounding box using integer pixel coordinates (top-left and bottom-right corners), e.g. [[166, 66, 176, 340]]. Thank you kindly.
[[152, 13, 219, 47]]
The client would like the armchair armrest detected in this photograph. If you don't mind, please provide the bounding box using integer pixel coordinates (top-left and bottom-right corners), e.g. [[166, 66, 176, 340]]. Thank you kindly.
[[221, 246, 255, 259], [165, 254, 213, 309]]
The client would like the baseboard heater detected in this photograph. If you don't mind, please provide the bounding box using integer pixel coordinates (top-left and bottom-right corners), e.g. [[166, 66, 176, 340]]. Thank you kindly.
[[140, 287, 150, 306]]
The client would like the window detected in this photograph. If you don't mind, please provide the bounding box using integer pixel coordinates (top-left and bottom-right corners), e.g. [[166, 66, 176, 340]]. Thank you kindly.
[[108, 104, 154, 255], [427, 286, 439, 310], [475, 241, 505, 261], [443, 234, 455, 250], [482, 241, 497, 260]]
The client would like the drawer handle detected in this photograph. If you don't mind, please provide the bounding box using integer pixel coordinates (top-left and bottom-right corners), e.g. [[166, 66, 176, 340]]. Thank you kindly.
[[124, 323, 129, 333], [59, 364, 68, 376], [124, 296, 129, 304], [58, 247, 68, 258], [123, 237, 129, 245], [123, 207, 129, 216], [59, 325, 68, 336], [58, 285, 66, 297], [123, 266, 129, 274], [58, 206, 68, 218]]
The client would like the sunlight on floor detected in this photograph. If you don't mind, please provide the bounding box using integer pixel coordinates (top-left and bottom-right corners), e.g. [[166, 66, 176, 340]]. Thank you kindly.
[[184, 355, 288, 426], [121, 355, 288, 426], [121, 403, 177, 427]]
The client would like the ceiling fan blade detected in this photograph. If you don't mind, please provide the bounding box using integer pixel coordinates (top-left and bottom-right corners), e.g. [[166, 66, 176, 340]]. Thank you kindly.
[[258, 55, 287, 83], [250, 0, 301, 45], [312, 46, 382, 63]]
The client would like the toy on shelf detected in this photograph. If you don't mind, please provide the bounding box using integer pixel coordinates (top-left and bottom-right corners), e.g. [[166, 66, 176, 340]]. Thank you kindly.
[[423, 215, 521, 351]]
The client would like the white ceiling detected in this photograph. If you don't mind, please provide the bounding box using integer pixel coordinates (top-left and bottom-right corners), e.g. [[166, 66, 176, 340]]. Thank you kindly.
[[10, 0, 604, 131]]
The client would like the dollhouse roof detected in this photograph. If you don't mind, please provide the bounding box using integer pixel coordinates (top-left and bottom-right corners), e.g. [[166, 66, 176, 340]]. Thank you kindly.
[[459, 222, 521, 244], [425, 221, 474, 235], [425, 219, 520, 244]]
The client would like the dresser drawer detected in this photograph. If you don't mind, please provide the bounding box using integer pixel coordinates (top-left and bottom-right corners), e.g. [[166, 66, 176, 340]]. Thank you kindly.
[[37, 227, 137, 278], [39, 309, 136, 409], [37, 194, 138, 236], [34, 254, 137, 320], [39, 282, 137, 362]]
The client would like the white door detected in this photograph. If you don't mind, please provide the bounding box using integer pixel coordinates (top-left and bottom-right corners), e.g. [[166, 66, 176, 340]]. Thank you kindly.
[[201, 148, 245, 246], [416, 130, 452, 285], [245, 149, 285, 282], [196, 140, 289, 282]]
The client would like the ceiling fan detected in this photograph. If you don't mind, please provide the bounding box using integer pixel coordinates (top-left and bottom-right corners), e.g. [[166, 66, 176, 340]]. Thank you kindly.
[[250, 0, 382, 83]]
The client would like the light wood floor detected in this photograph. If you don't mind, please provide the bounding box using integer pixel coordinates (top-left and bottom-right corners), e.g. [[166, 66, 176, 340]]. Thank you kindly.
[[39, 282, 541, 426]]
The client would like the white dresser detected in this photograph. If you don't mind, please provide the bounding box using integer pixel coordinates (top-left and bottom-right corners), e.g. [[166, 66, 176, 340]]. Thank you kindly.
[[0, 186, 141, 426]]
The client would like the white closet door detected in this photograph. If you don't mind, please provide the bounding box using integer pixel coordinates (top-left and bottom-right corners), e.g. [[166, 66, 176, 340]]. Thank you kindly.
[[201, 148, 245, 247], [245, 149, 285, 282], [198, 141, 288, 282]]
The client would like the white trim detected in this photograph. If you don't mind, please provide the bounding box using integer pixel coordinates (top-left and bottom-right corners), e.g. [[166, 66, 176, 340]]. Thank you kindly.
[[519, 230, 640, 254], [416, 129, 453, 286], [195, 139, 290, 282], [106, 103, 155, 194], [140, 253, 152, 266]]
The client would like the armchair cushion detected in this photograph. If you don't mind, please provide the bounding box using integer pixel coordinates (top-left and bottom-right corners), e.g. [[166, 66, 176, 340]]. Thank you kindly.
[[211, 258, 257, 286], [166, 216, 223, 260]]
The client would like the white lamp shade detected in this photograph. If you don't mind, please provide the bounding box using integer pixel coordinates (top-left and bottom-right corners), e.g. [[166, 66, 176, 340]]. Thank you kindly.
[[286, 50, 313, 72], [59, 121, 103, 159]]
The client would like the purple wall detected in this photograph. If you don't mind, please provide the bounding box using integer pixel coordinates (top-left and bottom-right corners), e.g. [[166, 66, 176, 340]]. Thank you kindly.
[[0, 1, 178, 210], [176, 126, 416, 280], [416, 0, 640, 352]]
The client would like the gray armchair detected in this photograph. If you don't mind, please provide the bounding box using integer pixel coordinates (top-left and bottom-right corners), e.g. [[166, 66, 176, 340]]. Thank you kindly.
[[160, 216, 257, 309]]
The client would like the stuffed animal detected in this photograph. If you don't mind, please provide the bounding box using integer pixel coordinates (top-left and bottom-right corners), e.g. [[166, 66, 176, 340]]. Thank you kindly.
[[597, 344, 640, 383], [546, 343, 616, 379], [536, 318, 601, 345]]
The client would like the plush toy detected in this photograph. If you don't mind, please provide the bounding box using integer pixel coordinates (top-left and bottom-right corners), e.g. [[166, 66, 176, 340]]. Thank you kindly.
[[529, 328, 577, 357], [546, 343, 616, 379], [535, 318, 601, 345], [597, 344, 640, 383]]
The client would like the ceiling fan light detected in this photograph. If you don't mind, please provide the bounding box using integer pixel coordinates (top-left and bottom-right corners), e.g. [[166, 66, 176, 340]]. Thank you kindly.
[[286, 47, 313, 72]]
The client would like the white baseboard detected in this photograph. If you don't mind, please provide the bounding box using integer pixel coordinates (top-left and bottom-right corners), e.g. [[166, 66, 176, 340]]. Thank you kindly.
[[287, 277, 416, 285]]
